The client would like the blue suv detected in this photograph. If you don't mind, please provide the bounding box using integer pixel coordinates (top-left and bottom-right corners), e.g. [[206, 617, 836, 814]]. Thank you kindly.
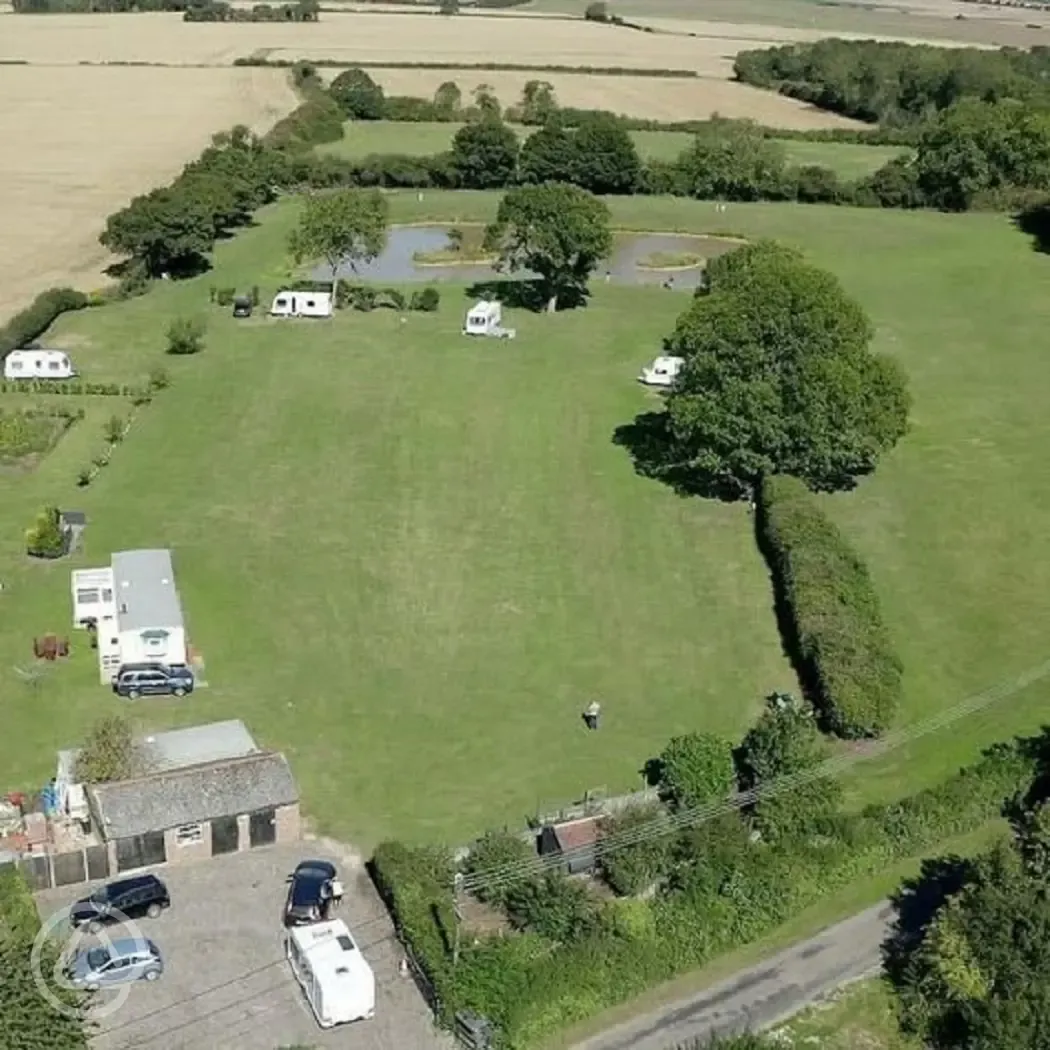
[[112, 662, 194, 699]]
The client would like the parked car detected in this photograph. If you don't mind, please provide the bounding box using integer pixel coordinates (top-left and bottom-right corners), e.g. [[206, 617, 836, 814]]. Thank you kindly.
[[66, 937, 164, 990], [284, 859, 337, 927], [69, 874, 171, 932], [232, 295, 253, 318], [112, 662, 194, 699]]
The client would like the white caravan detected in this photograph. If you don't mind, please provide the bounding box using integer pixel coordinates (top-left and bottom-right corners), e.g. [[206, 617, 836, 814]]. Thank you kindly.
[[270, 290, 333, 319], [638, 355, 685, 388], [286, 919, 375, 1029], [4, 349, 76, 381], [463, 300, 515, 339]]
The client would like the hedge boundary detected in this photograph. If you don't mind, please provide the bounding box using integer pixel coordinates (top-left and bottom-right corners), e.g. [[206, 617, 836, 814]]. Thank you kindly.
[[371, 734, 1039, 1049], [758, 475, 902, 738], [0, 288, 89, 364]]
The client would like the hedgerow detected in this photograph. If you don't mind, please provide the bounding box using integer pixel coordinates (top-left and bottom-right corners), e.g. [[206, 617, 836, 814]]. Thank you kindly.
[[0, 288, 89, 362], [758, 475, 902, 738], [371, 734, 1039, 1049]]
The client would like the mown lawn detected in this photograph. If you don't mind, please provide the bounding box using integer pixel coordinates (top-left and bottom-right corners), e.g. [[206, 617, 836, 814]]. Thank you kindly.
[[4, 191, 1050, 847], [319, 120, 906, 177]]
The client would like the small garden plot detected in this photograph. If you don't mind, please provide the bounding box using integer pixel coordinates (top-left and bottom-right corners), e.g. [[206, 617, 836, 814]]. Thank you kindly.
[[0, 407, 79, 466]]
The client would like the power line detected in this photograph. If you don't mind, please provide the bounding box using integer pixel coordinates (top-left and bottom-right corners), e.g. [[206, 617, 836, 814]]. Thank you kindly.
[[459, 657, 1050, 895]]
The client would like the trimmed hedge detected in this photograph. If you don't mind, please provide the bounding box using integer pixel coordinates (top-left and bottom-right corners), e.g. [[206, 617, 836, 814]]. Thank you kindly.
[[0, 864, 41, 941], [372, 736, 1039, 1049], [758, 475, 902, 738], [0, 287, 89, 362]]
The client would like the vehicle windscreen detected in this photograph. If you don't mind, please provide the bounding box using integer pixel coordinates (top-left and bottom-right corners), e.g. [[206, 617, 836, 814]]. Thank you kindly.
[[86, 947, 111, 970]]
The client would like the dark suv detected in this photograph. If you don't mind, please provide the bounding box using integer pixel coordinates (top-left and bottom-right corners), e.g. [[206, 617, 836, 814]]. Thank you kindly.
[[70, 875, 171, 932], [283, 860, 336, 926], [112, 663, 194, 699]]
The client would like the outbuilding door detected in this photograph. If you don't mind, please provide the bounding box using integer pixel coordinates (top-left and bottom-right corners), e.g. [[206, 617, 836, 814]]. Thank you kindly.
[[249, 808, 276, 847], [211, 815, 240, 855], [115, 832, 166, 873]]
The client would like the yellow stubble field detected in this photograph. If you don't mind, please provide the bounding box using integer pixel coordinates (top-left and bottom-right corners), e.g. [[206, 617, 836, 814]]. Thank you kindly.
[[0, 63, 296, 322]]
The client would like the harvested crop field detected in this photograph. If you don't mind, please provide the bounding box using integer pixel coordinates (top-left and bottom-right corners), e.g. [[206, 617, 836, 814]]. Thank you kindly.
[[0, 64, 296, 323], [322, 67, 867, 127]]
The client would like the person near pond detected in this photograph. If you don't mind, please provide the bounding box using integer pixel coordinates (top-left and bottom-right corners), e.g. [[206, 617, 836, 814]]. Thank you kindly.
[[584, 701, 601, 730]]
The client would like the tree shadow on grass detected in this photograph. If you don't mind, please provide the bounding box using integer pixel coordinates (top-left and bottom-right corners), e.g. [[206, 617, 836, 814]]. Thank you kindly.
[[1014, 201, 1050, 254], [464, 278, 589, 313]]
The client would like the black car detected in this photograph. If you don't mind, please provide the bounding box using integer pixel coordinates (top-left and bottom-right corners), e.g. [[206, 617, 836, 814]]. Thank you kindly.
[[70, 874, 171, 932], [283, 860, 336, 927], [112, 662, 194, 699], [232, 296, 253, 318]]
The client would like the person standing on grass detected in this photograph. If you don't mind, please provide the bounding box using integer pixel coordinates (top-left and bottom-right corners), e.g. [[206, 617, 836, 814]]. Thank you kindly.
[[584, 701, 601, 730]]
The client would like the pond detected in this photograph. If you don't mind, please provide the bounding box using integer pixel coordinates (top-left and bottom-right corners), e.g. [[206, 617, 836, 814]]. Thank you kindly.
[[312, 226, 742, 290]]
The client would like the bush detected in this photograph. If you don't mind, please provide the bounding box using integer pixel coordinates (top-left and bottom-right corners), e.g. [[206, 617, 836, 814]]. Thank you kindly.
[[0, 287, 88, 361], [148, 366, 171, 390], [464, 830, 538, 905], [215, 286, 236, 306], [658, 732, 735, 808], [75, 716, 141, 783], [410, 286, 441, 311], [103, 415, 126, 444], [330, 67, 385, 120], [584, 0, 607, 18], [599, 804, 676, 895], [25, 505, 65, 559], [503, 872, 600, 941], [758, 474, 902, 738], [166, 316, 207, 355]]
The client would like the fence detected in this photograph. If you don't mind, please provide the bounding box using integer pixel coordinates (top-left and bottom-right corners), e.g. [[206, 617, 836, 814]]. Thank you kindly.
[[530, 785, 661, 829], [0, 845, 109, 891]]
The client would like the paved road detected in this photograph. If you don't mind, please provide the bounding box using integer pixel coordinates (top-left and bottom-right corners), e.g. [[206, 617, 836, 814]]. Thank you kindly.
[[572, 902, 895, 1050]]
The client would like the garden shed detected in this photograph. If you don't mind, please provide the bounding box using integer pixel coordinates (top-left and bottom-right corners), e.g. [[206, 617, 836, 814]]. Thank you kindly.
[[537, 817, 599, 875]]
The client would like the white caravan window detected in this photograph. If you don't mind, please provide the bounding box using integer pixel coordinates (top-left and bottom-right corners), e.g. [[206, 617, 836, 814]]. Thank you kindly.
[[48, 361, 60, 370]]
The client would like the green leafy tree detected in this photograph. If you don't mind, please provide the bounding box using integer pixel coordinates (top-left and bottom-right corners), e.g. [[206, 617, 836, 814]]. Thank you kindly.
[[25, 505, 64, 559], [664, 240, 910, 493], [484, 182, 612, 312], [433, 80, 462, 116], [471, 83, 501, 120], [166, 316, 206, 355], [438, 0, 458, 14], [658, 732, 735, 808], [100, 186, 216, 276], [599, 804, 676, 895], [738, 703, 824, 787], [571, 113, 642, 194], [450, 118, 518, 189], [464, 830, 538, 905], [75, 715, 142, 783], [503, 872, 599, 941], [676, 123, 788, 201], [288, 188, 389, 294], [520, 79, 557, 124], [329, 67, 385, 120], [518, 120, 577, 184]]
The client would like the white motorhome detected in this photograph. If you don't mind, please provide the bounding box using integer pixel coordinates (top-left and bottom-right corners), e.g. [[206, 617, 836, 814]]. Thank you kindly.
[[270, 290, 333, 319], [463, 300, 502, 336], [286, 919, 375, 1029], [638, 355, 685, 388], [4, 349, 76, 381]]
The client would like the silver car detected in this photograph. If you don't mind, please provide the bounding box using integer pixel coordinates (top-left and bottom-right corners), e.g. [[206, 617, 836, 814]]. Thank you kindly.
[[66, 937, 164, 990]]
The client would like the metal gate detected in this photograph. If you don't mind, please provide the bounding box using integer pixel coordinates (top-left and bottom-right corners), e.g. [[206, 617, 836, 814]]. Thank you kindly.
[[86, 844, 110, 881], [52, 850, 87, 887], [248, 808, 276, 848], [115, 832, 166, 873], [211, 815, 239, 856]]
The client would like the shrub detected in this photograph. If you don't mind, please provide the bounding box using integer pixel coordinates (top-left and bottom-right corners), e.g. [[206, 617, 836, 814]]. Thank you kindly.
[[0, 287, 88, 361], [330, 67, 385, 120], [215, 286, 236, 306], [75, 716, 142, 783], [658, 732, 735, 808], [503, 872, 600, 942], [465, 830, 540, 905], [103, 415, 125, 444], [148, 366, 171, 390], [25, 505, 65, 559], [599, 804, 676, 895], [758, 474, 902, 738], [584, 0, 607, 19], [76, 468, 92, 487], [166, 316, 207, 355], [410, 287, 441, 311]]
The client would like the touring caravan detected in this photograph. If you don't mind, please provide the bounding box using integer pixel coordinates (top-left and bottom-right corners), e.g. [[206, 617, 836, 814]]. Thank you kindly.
[[285, 919, 375, 1028], [638, 355, 685, 388], [463, 300, 515, 338], [270, 290, 333, 319], [4, 349, 76, 381]]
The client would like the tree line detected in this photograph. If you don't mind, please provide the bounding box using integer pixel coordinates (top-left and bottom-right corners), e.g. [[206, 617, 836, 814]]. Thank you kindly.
[[734, 38, 1050, 126]]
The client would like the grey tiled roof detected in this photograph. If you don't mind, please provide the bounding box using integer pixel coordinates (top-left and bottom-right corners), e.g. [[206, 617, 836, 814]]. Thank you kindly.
[[88, 752, 299, 841]]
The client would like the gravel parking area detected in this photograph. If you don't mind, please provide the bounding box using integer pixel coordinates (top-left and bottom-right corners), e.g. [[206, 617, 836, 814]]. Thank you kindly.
[[35, 843, 450, 1050]]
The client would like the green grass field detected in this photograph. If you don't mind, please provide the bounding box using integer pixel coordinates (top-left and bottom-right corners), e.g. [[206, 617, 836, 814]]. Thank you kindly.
[[319, 121, 907, 179], [5, 191, 1050, 848]]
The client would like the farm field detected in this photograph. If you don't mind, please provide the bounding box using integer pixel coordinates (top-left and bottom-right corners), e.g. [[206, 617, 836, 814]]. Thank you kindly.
[[0, 63, 296, 324], [321, 68, 868, 127], [321, 120, 907, 176], [6, 193, 1050, 847]]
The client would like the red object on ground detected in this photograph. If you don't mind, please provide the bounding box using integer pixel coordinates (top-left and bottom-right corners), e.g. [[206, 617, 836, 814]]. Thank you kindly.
[[5, 792, 26, 811]]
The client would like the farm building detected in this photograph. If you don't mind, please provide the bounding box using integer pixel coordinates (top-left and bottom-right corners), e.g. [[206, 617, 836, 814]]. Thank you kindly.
[[537, 817, 600, 875], [71, 548, 187, 683], [55, 720, 300, 875]]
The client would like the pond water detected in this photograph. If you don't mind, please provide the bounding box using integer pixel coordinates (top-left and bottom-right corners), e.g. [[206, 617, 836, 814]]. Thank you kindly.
[[313, 227, 741, 290]]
